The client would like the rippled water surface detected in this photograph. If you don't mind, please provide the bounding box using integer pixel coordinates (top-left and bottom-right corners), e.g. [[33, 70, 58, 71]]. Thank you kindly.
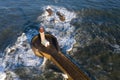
[[0, 0, 120, 80]]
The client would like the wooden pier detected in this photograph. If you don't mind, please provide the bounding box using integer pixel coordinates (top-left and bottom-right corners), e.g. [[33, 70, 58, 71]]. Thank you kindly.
[[31, 34, 90, 80]]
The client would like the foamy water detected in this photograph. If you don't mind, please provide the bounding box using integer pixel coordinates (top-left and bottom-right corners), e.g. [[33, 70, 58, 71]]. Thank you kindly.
[[0, 5, 77, 80], [0, 32, 42, 80], [38, 5, 76, 51]]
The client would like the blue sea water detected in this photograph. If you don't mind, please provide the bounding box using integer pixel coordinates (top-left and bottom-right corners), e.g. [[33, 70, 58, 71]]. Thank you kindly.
[[0, 0, 120, 53], [0, 0, 120, 80]]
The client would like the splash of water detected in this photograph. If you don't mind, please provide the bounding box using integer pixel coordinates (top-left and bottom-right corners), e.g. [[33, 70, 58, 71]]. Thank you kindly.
[[38, 5, 77, 52], [0, 31, 42, 80], [0, 5, 77, 80]]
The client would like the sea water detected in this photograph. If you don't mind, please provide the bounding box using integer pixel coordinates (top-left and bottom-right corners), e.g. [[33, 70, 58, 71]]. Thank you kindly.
[[0, 0, 120, 80], [0, 5, 77, 80]]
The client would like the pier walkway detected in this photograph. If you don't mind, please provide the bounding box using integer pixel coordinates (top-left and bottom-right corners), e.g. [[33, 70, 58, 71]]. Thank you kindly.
[[31, 34, 90, 80]]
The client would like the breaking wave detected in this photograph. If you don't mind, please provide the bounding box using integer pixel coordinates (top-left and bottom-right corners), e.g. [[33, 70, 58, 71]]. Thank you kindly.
[[38, 5, 76, 52], [0, 5, 77, 80]]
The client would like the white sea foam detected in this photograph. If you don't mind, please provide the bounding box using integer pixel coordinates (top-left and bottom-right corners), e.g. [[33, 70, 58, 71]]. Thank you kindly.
[[0, 32, 42, 80], [38, 5, 76, 51], [0, 72, 6, 80], [112, 44, 120, 54], [0, 5, 77, 80]]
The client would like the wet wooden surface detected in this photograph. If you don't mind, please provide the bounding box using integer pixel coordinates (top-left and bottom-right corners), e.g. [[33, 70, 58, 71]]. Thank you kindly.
[[31, 34, 90, 80]]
